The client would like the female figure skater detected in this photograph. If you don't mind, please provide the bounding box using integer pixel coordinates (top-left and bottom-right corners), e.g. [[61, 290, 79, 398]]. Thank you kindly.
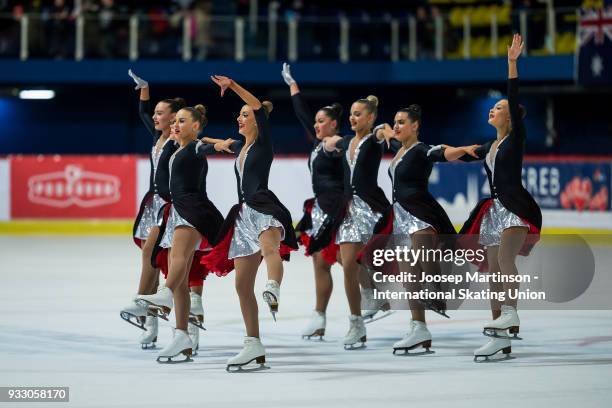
[[120, 70, 183, 349], [453, 35, 542, 361], [202, 75, 298, 371], [136, 105, 230, 363], [280, 63, 344, 340], [370, 106, 474, 355], [323, 95, 390, 349], [149, 115, 228, 354]]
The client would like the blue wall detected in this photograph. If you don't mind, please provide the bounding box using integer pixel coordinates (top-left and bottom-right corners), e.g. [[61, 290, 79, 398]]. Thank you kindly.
[[0, 56, 610, 156], [0, 56, 573, 85], [0, 82, 609, 156]]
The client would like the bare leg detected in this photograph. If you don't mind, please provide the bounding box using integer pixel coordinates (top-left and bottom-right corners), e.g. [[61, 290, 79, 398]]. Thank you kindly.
[[359, 266, 375, 289], [400, 261, 425, 323], [412, 228, 440, 281], [336, 250, 343, 265], [190, 285, 203, 296], [167, 227, 199, 331], [486, 246, 503, 320], [340, 243, 363, 316], [312, 252, 333, 313], [138, 226, 161, 295], [498, 227, 528, 309], [259, 227, 283, 284], [234, 252, 261, 338]]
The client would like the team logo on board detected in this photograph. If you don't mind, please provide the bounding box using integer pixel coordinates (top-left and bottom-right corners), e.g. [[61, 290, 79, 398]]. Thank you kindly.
[[27, 165, 121, 208]]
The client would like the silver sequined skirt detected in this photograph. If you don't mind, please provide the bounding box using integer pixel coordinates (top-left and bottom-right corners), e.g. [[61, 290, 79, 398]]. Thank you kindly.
[[336, 195, 382, 244], [160, 206, 202, 250], [392, 202, 433, 246], [134, 194, 166, 240], [228, 203, 285, 259], [479, 198, 528, 247], [306, 199, 328, 238]]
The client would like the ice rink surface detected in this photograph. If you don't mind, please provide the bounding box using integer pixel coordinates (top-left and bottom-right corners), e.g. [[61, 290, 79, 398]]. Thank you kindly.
[[1, 236, 611, 408]]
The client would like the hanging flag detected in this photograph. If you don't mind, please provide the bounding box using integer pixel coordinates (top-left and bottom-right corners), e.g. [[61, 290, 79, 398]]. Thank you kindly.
[[576, 1, 612, 85]]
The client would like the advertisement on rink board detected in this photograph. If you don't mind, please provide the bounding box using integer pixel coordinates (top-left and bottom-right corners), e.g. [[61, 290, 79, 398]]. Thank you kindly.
[[3, 155, 612, 223], [429, 160, 611, 214], [9, 156, 137, 219]]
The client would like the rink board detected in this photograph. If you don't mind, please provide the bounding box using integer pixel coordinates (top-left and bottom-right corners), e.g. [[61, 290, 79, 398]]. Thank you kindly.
[[0, 156, 611, 232]]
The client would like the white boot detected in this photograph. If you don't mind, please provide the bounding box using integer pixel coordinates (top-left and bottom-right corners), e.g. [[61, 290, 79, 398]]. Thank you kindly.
[[120, 297, 149, 330], [392, 320, 434, 355], [188, 323, 199, 354], [302, 311, 326, 340], [136, 287, 173, 320], [156, 329, 193, 363], [483, 305, 521, 339], [474, 329, 512, 362], [343, 315, 367, 350], [361, 287, 392, 323], [140, 316, 158, 349], [226, 337, 267, 372], [189, 292, 205, 329], [262, 280, 280, 321]]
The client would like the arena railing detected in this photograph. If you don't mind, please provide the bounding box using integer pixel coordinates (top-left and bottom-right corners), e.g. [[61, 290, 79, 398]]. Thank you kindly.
[[0, 7, 579, 62]]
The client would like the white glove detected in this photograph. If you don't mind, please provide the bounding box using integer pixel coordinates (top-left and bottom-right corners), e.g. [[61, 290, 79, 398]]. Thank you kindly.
[[128, 69, 148, 90], [373, 124, 386, 134], [281, 62, 295, 86], [427, 145, 443, 157]]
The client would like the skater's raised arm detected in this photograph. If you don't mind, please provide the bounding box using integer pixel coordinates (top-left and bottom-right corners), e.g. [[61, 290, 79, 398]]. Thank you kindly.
[[507, 33, 526, 145], [129, 69, 156, 140], [211, 75, 262, 110], [211, 75, 273, 148], [282, 62, 318, 143]]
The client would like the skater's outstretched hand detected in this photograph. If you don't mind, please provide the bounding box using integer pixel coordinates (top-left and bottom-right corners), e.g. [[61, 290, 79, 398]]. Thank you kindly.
[[324, 135, 343, 152], [214, 138, 235, 153], [128, 69, 148, 90], [376, 123, 395, 148], [463, 144, 481, 158], [281, 63, 296, 86], [507, 33, 523, 62], [210, 75, 233, 97]]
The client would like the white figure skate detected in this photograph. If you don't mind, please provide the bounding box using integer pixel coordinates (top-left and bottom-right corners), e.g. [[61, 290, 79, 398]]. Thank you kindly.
[[483, 305, 522, 340], [361, 287, 393, 324], [140, 316, 158, 349], [474, 329, 513, 362], [156, 329, 193, 364], [189, 292, 206, 330], [187, 323, 199, 355], [119, 298, 148, 330], [301, 311, 326, 340], [262, 280, 280, 321], [136, 286, 173, 321], [226, 337, 269, 372], [343, 315, 367, 350], [392, 320, 434, 355]]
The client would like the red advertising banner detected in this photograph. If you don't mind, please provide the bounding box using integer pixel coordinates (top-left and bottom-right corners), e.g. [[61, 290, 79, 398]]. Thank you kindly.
[[10, 155, 137, 218]]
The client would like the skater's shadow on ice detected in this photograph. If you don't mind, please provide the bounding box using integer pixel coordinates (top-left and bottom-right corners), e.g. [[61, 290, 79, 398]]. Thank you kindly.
[[1, 326, 151, 359]]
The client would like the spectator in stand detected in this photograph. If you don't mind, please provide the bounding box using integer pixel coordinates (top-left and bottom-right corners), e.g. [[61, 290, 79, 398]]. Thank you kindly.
[[47, 0, 73, 59], [98, 0, 117, 58]]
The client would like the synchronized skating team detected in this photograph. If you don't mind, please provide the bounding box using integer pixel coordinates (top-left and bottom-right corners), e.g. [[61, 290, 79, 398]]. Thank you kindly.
[[119, 34, 542, 370]]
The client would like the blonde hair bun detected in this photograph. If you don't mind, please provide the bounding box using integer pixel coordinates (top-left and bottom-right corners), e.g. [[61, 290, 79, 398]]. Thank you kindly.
[[262, 100, 274, 115], [194, 104, 207, 116], [366, 95, 379, 107]]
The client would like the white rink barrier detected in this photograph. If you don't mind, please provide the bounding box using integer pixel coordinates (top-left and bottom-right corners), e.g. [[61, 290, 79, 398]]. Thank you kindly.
[[1, 156, 611, 231]]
